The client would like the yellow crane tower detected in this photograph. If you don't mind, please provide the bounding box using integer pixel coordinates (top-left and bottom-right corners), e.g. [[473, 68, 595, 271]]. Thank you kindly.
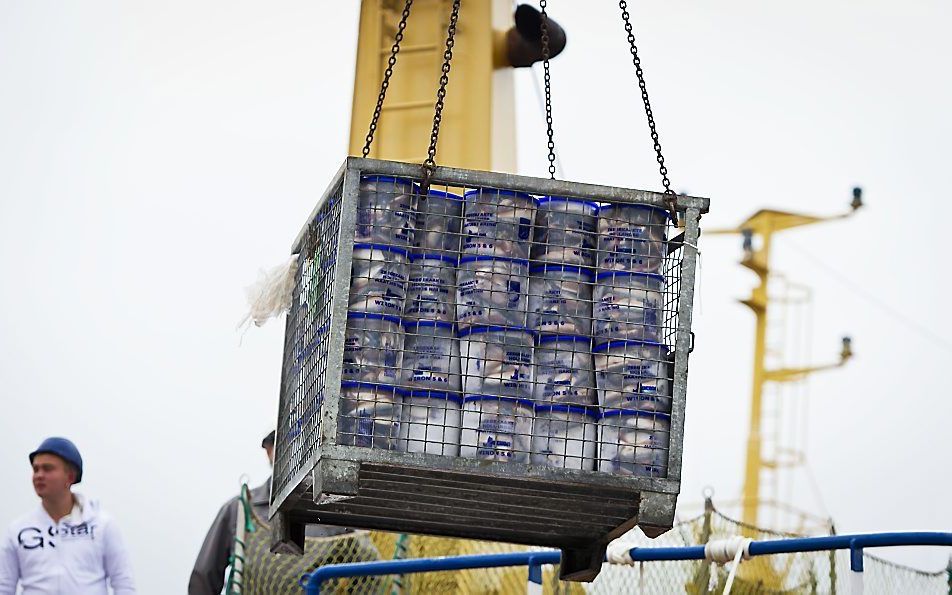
[[348, 0, 564, 171], [710, 189, 863, 530]]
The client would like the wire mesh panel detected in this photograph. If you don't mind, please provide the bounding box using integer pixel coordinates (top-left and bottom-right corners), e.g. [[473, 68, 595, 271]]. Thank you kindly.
[[271, 172, 344, 512], [270, 158, 708, 579]]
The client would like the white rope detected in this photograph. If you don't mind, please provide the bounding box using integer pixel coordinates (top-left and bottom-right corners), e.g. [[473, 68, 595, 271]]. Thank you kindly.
[[722, 545, 746, 595], [704, 536, 752, 564], [704, 536, 752, 595], [239, 256, 299, 330], [605, 541, 635, 565]]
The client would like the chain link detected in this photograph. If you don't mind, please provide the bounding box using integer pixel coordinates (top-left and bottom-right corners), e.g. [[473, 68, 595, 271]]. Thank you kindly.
[[421, 0, 462, 192], [618, 0, 679, 225], [362, 0, 415, 158], [540, 0, 557, 180]]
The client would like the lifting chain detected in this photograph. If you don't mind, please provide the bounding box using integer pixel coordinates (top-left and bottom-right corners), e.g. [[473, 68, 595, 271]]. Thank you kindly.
[[420, 0, 462, 193], [618, 0, 679, 226], [540, 0, 557, 180], [362, 0, 415, 158]]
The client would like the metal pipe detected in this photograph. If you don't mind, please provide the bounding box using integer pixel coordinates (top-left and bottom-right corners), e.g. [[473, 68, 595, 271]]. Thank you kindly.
[[629, 545, 706, 561], [849, 539, 864, 573], [743, 532, 952, 557], [301, 551, 561, 594], [850, 539, 864, 595], [300, 532, 952, 593]]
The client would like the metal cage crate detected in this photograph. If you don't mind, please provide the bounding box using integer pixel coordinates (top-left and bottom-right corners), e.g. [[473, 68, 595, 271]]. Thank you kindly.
[[269, 157, 709, 581]]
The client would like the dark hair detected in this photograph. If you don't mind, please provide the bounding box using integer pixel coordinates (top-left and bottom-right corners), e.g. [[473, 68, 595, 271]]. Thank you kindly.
[[261, 430, 276, 449]]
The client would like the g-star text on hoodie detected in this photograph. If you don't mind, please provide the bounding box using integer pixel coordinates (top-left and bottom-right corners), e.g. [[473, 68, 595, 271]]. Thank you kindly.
[[17, 522, 97, 549]]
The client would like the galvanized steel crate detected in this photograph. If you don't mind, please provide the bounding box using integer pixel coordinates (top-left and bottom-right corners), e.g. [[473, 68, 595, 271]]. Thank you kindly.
[[269, 157, 709, 581]]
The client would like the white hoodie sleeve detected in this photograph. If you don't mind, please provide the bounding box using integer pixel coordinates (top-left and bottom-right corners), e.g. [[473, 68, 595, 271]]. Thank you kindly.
[[102, 519, 136, 595], [0, 529, 19, 595]]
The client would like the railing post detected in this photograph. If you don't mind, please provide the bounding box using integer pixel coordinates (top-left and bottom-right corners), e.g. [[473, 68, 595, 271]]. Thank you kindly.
[[527, 555, 544, 595], [301, 573, 320, 595], [849, 539, 864, 595]]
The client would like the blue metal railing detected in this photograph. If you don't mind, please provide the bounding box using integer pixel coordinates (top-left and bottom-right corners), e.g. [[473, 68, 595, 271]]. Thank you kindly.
[[300, 531, 952, 594]]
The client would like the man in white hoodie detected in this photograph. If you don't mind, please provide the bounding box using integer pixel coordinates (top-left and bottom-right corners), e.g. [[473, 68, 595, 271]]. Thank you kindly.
[[0, 437, 136, 595]]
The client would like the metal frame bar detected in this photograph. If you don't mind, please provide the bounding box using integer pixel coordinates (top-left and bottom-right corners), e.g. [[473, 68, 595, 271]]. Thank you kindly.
[[667, 205, 701, 480], [315, 443, 676, 493], [301, 531, 952, 594], [290, 157, 710, 251], [290, 160, 349, 252], [316, 167, 361, 450]]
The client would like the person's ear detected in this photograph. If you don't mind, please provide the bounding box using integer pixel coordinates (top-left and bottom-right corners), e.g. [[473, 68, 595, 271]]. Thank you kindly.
[[66, 464, 79, 486]]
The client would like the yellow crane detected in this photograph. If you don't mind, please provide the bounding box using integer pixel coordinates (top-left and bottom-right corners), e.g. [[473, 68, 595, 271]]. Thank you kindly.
[[348, 0, 563, 171], [710, 190, 862, 530]]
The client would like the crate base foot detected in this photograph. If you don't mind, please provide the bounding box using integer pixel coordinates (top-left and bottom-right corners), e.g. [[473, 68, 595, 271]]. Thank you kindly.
[[269, 510, 305, 555], [559, 542, 608, 582], [637, 491, 677, 539]]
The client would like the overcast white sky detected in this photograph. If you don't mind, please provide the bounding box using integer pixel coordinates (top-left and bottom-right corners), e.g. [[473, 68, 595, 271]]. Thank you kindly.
[[1, 1, 950, 592]]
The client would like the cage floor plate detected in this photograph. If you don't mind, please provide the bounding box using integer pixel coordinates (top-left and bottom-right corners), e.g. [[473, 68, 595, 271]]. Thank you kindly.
[[291, 462, 641, 548]]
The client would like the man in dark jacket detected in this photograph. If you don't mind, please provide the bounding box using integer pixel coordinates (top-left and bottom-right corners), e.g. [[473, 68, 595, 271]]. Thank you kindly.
[[188, 431, 349, 595]]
